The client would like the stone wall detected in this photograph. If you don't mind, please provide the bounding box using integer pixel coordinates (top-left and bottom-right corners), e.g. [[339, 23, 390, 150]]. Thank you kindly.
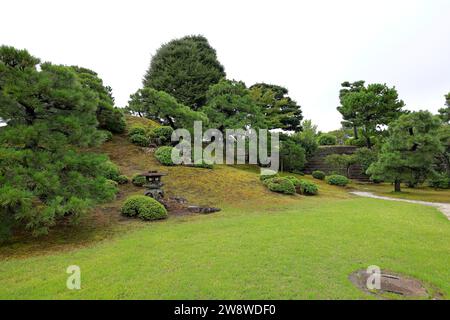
[[303, 146, 369, 181]]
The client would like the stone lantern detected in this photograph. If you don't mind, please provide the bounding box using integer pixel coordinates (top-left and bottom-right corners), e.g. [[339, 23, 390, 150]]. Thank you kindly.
[[140, 170, 167, 201]]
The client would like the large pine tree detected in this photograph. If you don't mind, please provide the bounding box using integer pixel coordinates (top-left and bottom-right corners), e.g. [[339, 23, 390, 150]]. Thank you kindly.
[[0, 46, 118, 240]]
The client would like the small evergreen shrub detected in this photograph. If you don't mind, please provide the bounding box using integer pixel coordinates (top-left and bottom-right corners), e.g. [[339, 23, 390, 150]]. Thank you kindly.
[[155, 146, 175, 166], [117, 175, 129, 184], [101, 161, 121, 182], [428, 174, 450, 189], [317, 134, 337, 145], [298, 180, 318, 195], [128, 125, 146, 136], [285, 175, 301, 187], [130, 133, 149, 147], [149, 126, 174, 145], [326, 174, 349, 186], [99, 130, 113, 142], [265, 177, 296, 195], [312, 170, 325, 180], [260, 173, 278, 181], [121, 195, 168, 221], [132, 174, 146, 187]]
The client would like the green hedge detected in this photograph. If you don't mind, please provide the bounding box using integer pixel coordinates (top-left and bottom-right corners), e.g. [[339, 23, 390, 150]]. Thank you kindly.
[[130, 134, 149, 147], [298, 179, 318, 195], [121, 195, 168, 221], [265, 177, 296, 195], [155, 146, 175, 166], [149, 126, 174, 145], [326, 174, 349, 186], [312, 170, 325, 180]]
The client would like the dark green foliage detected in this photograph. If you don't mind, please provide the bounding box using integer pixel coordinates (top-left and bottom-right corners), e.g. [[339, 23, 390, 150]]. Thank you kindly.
[[0, 46, 118, 239], [249, 83, 303, 131], [367, 111, 443, 192], [353, 147, 378, 173], [155, 146, 175, 166], [121, 195, 167, 221], [292, 120, 319, 159], [264, 177, 296, 195], [128, 125, 147, 136], [260, 173, 278, 181], [143, 35, 225, 110], [130, 134, 149, 147], [128, 87, 207, 129], [71, 66, 126, 134], [149, 126, 173, 146], [326, 175, 350, 186], [318, 134, 337, 145], [298, 179, 318, 195], [131, 174, 146, 187], [428, 174, 450, 189], [100, 161, 121, 182], [280, 137, 306, 173], [99, 130, 113, 142], [337, 81, 405, 148], [117, 175, 129, 185], [312, 170, 325, 180], [202, 79, 266, 131], [193, 161, 213, 169], [325, 154, 357, 177], [438, 92, 449, 123]]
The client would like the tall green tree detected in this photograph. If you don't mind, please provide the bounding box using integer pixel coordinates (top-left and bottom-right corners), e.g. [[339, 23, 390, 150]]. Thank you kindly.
[[438, 92, 450, 123], [127, 87, 207, 129], [249, 83, 303, 131], [0, 46, 117, 240], [337, 81, 405, 148], [71, 66, 126, 133], [367, 111, 443, 192], [143, 35, 225, 110], [201, 79, 266, 132], [292, 119, 319, 159]]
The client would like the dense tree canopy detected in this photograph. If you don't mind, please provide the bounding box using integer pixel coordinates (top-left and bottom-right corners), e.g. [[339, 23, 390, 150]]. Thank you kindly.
[[337, 81, 405, 148], [367, 111, 443, 192], [201, 79, 266, 131], [249, 83, 303, 131], [143, 35, 225, 110], [0, 46, 118, 240], [128, 87, 207, 129], [438, 92, 450, 123], [71, 66, 126, 133]]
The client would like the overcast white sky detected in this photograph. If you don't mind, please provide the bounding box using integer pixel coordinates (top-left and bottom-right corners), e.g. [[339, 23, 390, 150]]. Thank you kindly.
[[1, 0, 449, 131]]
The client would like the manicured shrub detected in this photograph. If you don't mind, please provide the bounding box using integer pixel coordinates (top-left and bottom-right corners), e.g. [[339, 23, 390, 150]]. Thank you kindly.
[[101, 161, 121, 182], [428, 174, 450, 189], [312, 170, 325, 180], [132, 174, 146, 187], [121, 195, 168, 221], [265, 177, 296, 195], [117, 175, 129, 184], [99, 130, 113, 142], [130, 133, 149, 147], [284, 175, 301, 187], [317, 134, 337, 146], [298, 179, 318, 195], [326, 174, 350, 186], [260, 173, 278, 181], [149, 126, 174, 146], [155, 146, 175, 166], [128, 125, 146, 136]]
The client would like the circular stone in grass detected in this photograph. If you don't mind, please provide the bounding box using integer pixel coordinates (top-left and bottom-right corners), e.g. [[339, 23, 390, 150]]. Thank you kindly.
[[349, 269, 443, 300]]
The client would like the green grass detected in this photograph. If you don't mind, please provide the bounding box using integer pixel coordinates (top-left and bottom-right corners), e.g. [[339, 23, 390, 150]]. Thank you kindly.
[[0, 197, 449, 299]]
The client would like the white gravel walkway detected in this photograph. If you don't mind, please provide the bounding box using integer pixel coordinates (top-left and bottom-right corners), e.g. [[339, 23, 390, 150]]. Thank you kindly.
[[350, 191, 450, 220]]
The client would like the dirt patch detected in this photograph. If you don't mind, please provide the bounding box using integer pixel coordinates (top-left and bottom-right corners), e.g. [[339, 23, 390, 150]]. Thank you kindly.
[[349, 269, 443, 299]]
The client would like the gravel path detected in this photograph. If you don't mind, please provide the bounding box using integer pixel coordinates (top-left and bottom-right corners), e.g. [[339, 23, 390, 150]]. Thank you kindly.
[[350, 191, 450, 220]]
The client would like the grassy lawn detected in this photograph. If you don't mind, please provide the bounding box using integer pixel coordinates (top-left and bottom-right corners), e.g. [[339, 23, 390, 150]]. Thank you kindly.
[[0, 132, 449, 299], [0, 197, 448, 299]]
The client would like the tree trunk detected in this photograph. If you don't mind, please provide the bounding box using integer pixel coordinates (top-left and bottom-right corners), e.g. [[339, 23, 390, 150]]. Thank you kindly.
[[394, 180, 401, 192], [365, 135, 372, 149], [353, 126, 358, 139]]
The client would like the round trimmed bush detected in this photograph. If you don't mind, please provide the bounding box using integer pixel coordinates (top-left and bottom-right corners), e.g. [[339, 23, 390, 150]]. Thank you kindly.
[[312, 170, 325, 180], [131, 174, 146, 187], [265, 177, 296, 195], [128, 125, 146, 136], [285, 175, 301, 187], [99, 130, 113, 142], [117, 175, 129, 184], [298, 179, 318, 195], [155, 146, 175, 166], [326, 174, 349, 186], [130, 133, 149, 147], [317, 134, 337, 146], [121, 195, 168, 221], [149, 126, 174, 145], [101, 161, 121, 181]]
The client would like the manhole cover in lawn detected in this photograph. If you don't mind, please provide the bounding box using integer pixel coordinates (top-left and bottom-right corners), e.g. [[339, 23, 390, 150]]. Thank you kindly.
[[349, 269, 442, 299]]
